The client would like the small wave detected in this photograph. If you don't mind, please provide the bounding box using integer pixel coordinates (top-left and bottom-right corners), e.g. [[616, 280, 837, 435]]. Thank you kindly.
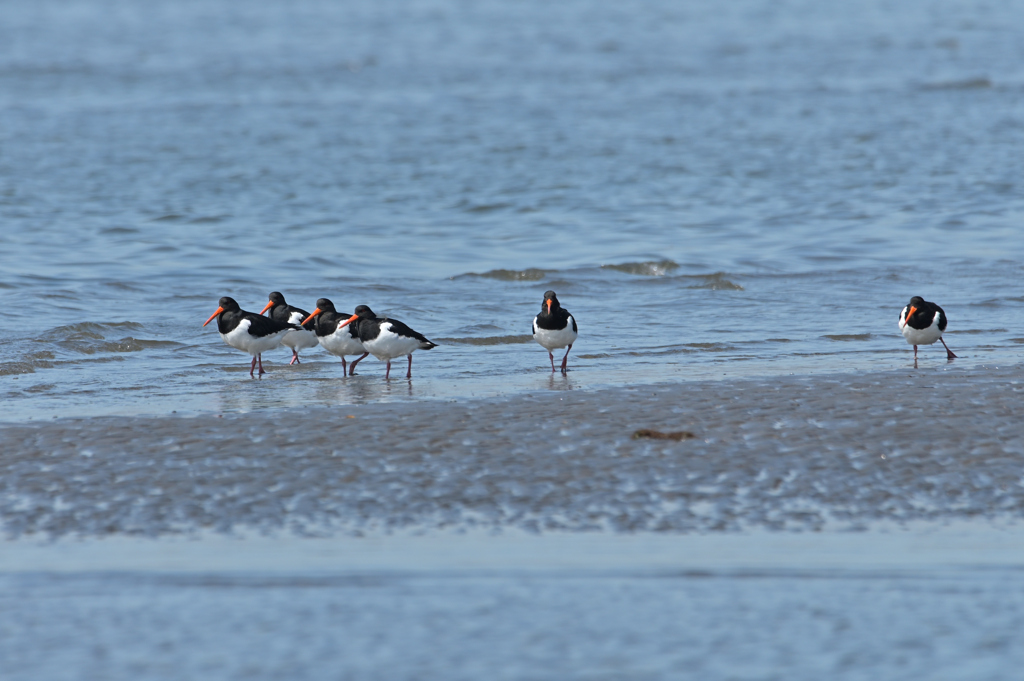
[[0, 362, 35, 376], [438, 335, 534, 346], [919, 77, 991, 91], [57, 335, 176, 356], [99, 227, 139, 235], [626, 343, 734, 356], [948, 328, 1006, 335], [38, 323, 173, 356], [454, 324, 506, 334], [48, 321, 144, 339], [685, 342, 734, 351], [462, 202, 512, 214], [455, 269, 548, 282], [103, 337, 181, 353], [103, 281, 145, 291], [685, 273, 744, 291], [152, 214, 184, 222], [602, 260, 679, 276], [823, 334, 873, 341]]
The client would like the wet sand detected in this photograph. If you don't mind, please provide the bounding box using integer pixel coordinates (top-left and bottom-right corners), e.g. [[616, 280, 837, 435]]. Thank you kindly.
[[2, 362, 1022, 538], [3, 363, 1024, 680]]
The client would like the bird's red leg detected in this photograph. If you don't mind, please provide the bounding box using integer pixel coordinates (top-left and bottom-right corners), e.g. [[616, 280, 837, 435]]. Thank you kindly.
[[349, 352, 368, 376], [913, 345, 918, 360], [341, 357, 347, 374], [250, 356, 257, 378], [258, 354, 265, 376], [407, 354, 413, 379], [289, 349, 299, 365], [940, 338, 957, 359], [549, 352, 555, 372], [561, 343, 572, 375], [386, 360, 392, 380]]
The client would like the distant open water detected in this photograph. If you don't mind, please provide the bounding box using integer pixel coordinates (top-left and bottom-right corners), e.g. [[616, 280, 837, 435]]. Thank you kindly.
[[2, 0, 1024, 421]]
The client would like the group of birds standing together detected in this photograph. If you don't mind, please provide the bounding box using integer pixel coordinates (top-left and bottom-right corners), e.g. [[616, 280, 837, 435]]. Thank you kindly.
[[203, 290, 578, 379], [203, 291, 955, 379]]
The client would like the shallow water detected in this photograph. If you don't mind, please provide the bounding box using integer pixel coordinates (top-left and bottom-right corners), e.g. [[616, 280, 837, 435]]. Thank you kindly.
[[2, 0, 1024, 420], [3, 543, 1024, 681]]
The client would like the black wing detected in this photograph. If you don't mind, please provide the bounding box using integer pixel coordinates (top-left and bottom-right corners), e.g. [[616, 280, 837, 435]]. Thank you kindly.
[[383, 318, 433, 344], [245, 312, 297, 338]]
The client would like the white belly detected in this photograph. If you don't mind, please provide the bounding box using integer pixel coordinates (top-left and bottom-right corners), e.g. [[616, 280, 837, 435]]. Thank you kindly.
[[319, 328, 365, 357], [364, 323, 423, 361], [221, 320, 288, 356], [533, 319, 578, 351], [282, 328, 319, 351], [900, 310, 942, 346]]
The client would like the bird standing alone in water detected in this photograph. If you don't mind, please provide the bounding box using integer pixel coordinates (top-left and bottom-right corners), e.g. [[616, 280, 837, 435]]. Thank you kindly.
[[899, 295, 957, 361], [532, 290, 577, 374]]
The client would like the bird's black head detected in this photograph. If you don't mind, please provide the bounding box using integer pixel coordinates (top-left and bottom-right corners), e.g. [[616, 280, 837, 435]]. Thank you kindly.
[[354, 305, 376, 319], [903, 296, 929, 323], [219, 297, 240, 311], [315, 298, 337, 312], [300, 297, 336, 326], [541, 290, 560, 315], [204, 296, 240, 327], [905, 296, 926, 317], [260, 291, 286, 316]]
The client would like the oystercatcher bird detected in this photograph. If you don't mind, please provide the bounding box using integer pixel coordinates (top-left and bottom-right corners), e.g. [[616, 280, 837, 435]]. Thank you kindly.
[[300, 298, 369, 376], [203, 296, 297, 377], [259, 291, 319, 365], [533, 290, 577, 374], [336, 305, 436, 379], [899, 295, 957, 360]]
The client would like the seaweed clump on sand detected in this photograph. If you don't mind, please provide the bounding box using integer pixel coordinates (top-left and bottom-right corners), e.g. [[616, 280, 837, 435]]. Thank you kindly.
[[632, 429, 696, 441]]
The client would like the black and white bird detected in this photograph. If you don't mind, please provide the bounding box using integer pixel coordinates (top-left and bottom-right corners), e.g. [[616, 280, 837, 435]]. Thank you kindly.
[[300, 298, 369, 376], [336, 305, 436, 379], [203, 296, 298, 377], [899, 295, 957, 361], [259, 291, 319, 365], [532, 290, 577, 374]]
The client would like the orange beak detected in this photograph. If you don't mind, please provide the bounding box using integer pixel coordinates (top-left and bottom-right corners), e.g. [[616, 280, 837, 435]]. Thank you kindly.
[[337, 313, 359, 328], [546, 299, 552, 314], [203, 306, 225, 327], [259, 300, 274, 315], [300, 308, 322, 326], [905, 306, 917, 323]]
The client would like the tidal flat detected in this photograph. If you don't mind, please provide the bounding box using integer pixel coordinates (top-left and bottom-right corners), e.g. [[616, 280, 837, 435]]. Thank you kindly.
[[2, 363, 1024, 680]]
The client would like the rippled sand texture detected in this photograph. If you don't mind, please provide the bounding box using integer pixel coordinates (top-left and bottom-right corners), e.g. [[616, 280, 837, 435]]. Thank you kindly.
[[3, 365, 1021, 538]]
